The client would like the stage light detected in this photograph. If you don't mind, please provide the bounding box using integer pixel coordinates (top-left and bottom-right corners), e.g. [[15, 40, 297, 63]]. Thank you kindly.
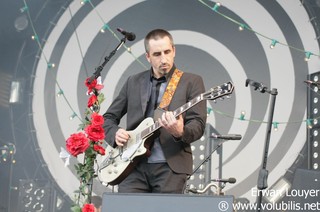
[[20, 6, 28, 13], [80, 0, 90, 5], [18, 180, 51, 211], [69, 112, 77, 120], [273, 122, 279, 131], [23, 182, 33, 193], [304, 51, 312, 61], [100, 24, 110, 33], [314, 119, 318, 125], [314, 97, 318, 103], [270, 39, 278, 49], [31, 35, 39, 41], [47, 63, 55, 69], [23, 195, 33, 207], [9, 81, 21, 103], [56, 89, 63, 97], [187, 124, 214, 194], [307, 71, 320, 170], [212, 2, 221, 11], [238, 23, 248, 31], [239, 110, 246, 120], [263, 177, 291, 204], [33, 202, 44, 211]]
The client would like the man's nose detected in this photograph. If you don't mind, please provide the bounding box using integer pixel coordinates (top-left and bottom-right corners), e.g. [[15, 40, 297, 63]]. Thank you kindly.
[[160, 53, 166, 63]]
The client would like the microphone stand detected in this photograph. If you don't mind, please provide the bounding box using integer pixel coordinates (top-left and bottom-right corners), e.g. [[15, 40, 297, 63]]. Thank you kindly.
[[246, 79, 278, 212], [85, 36, 127, 203], [88, 37, 127, 83]]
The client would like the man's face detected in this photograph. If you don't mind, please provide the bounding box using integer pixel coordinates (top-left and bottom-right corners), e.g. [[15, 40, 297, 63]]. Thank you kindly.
[[145, 36, 175, 78]]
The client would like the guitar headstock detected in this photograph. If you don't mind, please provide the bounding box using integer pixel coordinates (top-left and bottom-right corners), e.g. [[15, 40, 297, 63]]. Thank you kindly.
[[202, 81, 234, 101]]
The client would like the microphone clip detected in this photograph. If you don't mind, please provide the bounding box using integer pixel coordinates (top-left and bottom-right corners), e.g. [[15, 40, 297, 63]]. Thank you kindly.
[[246, 79, 268, 93]]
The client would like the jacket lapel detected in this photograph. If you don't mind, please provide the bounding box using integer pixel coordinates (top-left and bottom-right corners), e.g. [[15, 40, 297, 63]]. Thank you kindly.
[[140, 72, 151, 116]]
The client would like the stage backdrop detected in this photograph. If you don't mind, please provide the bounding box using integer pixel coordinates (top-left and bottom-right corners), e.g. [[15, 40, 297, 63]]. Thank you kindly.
[[30, 0, 320, 202]]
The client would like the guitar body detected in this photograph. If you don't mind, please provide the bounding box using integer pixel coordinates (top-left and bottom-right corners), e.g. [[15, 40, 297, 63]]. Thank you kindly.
[[98, 117, 155, 185]]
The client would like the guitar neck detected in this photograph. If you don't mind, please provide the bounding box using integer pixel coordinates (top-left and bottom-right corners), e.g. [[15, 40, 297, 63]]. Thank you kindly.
[[140, 94, 204, 139]]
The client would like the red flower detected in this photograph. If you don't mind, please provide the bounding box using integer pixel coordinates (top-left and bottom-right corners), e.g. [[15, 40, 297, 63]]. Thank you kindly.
[[66, 132, 90, 157], [93, 144, 105, 155], [85, 78, 104, 94], [82, 203, 95, 212], [87, 95, 97, 108], [85, 124, 105, 141], [91, 112, 104, 126]]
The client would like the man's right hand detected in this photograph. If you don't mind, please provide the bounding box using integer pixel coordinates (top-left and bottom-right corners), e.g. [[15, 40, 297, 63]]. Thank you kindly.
[[115, 128, 130, 146]]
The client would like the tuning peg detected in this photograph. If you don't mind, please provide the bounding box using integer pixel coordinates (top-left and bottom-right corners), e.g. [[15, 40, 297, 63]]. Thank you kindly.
[[226, 95, 231, 99], [213, 100, 217, 103]]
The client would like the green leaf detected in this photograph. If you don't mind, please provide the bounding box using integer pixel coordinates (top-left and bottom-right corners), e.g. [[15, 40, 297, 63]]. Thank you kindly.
[[71, 205, 82, 212]]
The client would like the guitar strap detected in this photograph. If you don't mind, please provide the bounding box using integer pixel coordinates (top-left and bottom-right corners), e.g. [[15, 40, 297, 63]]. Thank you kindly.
[[158, 68, 184, 110]]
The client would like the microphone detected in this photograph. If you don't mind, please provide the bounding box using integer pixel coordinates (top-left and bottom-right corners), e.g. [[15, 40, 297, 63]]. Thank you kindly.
[[212, 177, 237, 184], [211, 134, 242, 140], [304, 80, 320, 86], [117, 28, 136, 41]]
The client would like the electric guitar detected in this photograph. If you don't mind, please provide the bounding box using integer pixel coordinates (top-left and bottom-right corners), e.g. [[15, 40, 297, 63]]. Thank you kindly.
[[97, 81, 234, 185]]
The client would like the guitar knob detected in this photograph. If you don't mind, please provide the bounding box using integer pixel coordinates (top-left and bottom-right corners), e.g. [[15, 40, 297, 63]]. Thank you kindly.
[[113, 170, 118, 174], [108, 170, 112, 174]]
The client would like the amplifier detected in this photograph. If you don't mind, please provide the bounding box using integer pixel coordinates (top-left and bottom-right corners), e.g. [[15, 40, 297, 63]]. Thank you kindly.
[[102, 192, 234, 212]]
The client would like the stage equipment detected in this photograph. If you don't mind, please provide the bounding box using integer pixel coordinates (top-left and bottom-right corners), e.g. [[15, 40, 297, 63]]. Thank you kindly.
[[101, 193, 234, 212], [17, 179, 52, 212], [87, 27, 135, 84], [187, 123, 215, 193], [306, 71, 320, 170], [246, 78, 278, 212], [286, 168, 320, 206], [116, 28, 136, 41], [186, 131, 240, 195], [263, 177, 291, 204], [211, 134, 242, 140]]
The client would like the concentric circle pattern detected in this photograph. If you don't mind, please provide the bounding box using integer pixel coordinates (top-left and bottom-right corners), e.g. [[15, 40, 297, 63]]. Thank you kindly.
[[32, 0, 320, 201]]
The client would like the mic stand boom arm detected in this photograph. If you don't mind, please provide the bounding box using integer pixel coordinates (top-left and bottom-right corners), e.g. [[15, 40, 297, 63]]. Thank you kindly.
[[88, 37, 127, 84]]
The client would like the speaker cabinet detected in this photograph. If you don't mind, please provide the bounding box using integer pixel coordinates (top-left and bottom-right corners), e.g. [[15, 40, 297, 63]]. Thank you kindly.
[[102, 193, 234, 212], [286, 168, 320, 212]]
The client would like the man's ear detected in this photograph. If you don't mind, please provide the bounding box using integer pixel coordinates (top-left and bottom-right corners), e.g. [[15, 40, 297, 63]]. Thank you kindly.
[[145, 52, 151, 63]]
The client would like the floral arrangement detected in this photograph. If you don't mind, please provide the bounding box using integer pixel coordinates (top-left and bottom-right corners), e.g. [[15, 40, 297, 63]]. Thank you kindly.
[[63, 76, 106, 212]]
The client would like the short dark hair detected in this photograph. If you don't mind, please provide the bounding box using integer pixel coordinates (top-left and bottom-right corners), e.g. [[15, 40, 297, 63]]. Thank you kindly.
[[144, 29, 174, 53]]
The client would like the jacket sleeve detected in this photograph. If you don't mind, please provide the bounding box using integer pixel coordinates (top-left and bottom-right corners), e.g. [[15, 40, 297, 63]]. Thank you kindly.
[[175, 74, 207, 144], [102, 78, 129, 147]]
